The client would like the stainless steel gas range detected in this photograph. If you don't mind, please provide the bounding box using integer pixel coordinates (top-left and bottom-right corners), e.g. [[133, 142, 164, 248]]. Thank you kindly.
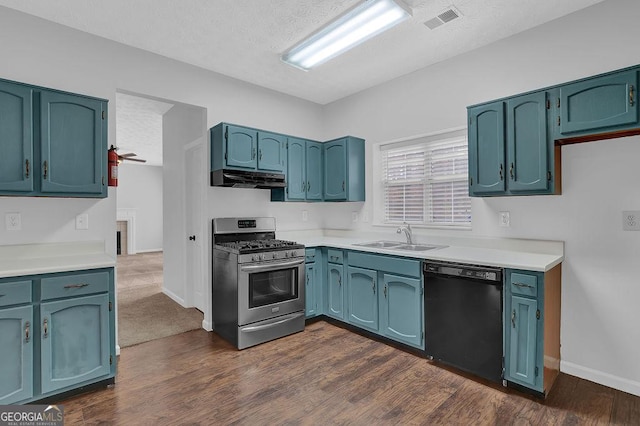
[[212, 217, 305, 349]]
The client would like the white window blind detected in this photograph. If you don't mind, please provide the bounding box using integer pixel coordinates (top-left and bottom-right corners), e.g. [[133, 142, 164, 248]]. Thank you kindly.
[[381, 134, 471, 227]]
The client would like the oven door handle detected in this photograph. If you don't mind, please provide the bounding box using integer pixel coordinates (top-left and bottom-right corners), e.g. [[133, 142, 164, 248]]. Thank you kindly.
[[242, 312, 305, 333], [240, 258, 304, 272]]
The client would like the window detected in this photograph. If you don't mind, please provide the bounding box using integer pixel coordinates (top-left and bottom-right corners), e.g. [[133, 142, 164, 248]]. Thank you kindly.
[[380, 131, 471, 227]]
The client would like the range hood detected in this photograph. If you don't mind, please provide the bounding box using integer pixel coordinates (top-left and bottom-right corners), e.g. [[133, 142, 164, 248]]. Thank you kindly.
[[210, 169, 286, 189]]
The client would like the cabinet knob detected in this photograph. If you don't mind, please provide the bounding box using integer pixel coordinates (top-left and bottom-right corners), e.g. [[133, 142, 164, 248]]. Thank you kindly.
[[499, 164, 503, 181], [511, 309, 516, 328], [43, 160, 48, 180], [509, 163, 514, 180], [43, 318, 49, 338]]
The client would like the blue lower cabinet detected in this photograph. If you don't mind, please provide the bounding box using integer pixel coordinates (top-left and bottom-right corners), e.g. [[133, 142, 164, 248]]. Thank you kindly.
[[380, 274, 423, 349], [0, 268, 115, 404], [507, 295, 538, 388], [40, 293, 111, 394], [0, 305, 34, 404], [327, 263, 344, 320], [305, 262, 318, 317], [347, 266, 378, 332]]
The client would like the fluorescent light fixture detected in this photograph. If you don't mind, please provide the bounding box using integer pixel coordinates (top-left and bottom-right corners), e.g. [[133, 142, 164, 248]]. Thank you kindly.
[[282, 0, 412, 70]]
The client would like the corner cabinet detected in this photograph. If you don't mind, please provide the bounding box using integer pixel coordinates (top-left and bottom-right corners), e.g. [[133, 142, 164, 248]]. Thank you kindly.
[[210, 123, 286, 173], [0, 78, 107, 198], [323, 137, 365, 201], [0, 268, 115, 405], [504, 266, 561, 397]]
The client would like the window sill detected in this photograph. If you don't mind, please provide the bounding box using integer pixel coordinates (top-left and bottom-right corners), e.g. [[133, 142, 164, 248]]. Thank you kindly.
[[372, 222, 472, 231]]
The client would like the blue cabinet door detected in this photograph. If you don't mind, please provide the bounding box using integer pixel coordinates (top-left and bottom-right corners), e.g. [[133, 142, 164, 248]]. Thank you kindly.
[[258, 131, 285, 172], [327, 263, 344, 320], [225, 124, 257, 170], [40, 91, 105, 195], [305, 262, 317, 318], [324, 139, 347, 200], [507, 92, 549, 193], [0, 305, 33, 404], [287, 137, 306, 200], [381, 274, 423, 348], [468, 102, 506, 196], [40, 293, 110, 394], [0, 81, 33, 193], [560, 70, 638, 135], [507, 295, 538, 388], [306, 141, 323, 200], [347, 266, 378, 332]]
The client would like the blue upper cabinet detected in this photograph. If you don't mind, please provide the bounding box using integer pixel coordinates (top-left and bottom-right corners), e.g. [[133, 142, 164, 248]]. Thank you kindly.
[[506, 92, 551, 193], [211, 123, 285, 173], [0, 78, 107, 198], [306, 141, 323, 200], [323, 136, 365, 201], [468, 101, 506, 196], [40, 90, 106, 196], [559, 69, 638, 136], [286, 137, 306, 200], [0, 81, 33, 193], [257, 131, 285, 172], [225, 125, 257, 170]]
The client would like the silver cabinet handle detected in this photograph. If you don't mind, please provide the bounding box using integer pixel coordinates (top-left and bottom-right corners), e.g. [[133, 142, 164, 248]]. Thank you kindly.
[[384, 285, 387, 298], [43, 160, 48, 180], [25, 159, 30, 178], [513, 282, 534, 289], [511, 310, 516, 328], [372, 280, 376, 294], [43, 318, 49, 338], [64, 283, 89, 289], [25, 321, 30, 343]]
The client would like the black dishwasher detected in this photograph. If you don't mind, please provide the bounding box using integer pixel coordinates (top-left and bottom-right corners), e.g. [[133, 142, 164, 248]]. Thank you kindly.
[[424, 262, 503, 383]]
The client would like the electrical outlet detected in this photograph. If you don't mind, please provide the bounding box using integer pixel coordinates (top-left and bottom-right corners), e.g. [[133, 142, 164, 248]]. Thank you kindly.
[[622, 211, 640, 231], [76, 214, 89, 230], [362, 211, 370, 223], [302, 210, 308, 222], [499, 211, 510, 227], [352, 212, 358, 222], [5, 213, 22, 231]]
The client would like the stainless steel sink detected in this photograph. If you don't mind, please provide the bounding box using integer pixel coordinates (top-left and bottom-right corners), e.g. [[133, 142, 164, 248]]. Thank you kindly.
[[353, 240, 403, 248], [395, 244, 447, 251]]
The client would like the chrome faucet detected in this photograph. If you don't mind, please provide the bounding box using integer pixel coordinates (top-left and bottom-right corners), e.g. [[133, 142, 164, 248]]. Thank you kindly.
[[396, 222, 413, 245]]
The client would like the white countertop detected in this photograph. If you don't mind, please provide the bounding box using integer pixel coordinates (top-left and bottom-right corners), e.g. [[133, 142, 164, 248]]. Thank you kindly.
[[0, 241, 115, 279], [291, 236, 563, 272]]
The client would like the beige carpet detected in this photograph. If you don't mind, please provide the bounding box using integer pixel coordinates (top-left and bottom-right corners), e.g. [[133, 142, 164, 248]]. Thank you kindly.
[[117, 252, 203, 348]]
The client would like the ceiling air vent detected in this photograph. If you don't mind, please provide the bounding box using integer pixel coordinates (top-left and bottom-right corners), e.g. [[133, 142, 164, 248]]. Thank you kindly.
[[424, 6, 462, 30]]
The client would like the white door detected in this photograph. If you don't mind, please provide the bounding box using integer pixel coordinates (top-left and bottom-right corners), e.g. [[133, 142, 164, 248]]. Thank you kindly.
[[185, 141, 205, 312]]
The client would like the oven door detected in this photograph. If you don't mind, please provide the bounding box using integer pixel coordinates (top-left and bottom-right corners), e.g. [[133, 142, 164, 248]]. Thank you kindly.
[[238, 258, 305, 325]]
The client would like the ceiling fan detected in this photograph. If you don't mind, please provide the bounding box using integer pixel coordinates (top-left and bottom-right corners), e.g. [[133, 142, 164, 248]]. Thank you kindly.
[[109, 145, 147, 163]]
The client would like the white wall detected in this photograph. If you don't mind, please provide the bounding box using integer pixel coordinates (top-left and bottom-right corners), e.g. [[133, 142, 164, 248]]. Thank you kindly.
[[322, 0, 640, 396], [116, 164, 163, 252]]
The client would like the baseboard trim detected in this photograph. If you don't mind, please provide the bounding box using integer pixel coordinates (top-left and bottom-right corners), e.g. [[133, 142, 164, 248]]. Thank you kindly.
[[162, 288, 186, 306], [202, 319, 213, 331], [561, 360, 640, 397], [136, 248, 163, 253]]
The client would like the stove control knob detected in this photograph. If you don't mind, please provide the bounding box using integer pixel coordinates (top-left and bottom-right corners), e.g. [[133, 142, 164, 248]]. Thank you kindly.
[[284, 251, 289, 258], [260, 254, 265, 261], [290, 251, 297, 258], [272, 253, 277, 259], [252, 255, 259, 262]]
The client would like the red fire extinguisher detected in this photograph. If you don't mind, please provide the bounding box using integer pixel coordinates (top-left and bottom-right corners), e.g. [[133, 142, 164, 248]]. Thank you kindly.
[[108, 145, 118, 187]]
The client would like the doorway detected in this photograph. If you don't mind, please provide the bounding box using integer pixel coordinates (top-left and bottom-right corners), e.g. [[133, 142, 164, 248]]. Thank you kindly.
[[115, 91, 206, 348]]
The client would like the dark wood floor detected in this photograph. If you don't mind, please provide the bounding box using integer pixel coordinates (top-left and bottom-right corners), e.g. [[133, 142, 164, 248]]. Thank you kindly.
[[60, 321, 639, 425]]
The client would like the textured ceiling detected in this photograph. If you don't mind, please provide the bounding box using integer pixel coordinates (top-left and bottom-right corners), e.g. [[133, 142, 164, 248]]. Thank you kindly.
[[115, 93, 174, 166], [0, 0, 605, 104]]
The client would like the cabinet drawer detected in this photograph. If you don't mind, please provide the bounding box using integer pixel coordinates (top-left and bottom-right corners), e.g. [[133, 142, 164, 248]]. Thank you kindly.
[[510, 273, 538, 297], [41, 271, 110, 301], [0, 280, 32, 307], [327, 249, 343, 264], [305, 248, 317, 263], [349, 251, 421, 278]]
